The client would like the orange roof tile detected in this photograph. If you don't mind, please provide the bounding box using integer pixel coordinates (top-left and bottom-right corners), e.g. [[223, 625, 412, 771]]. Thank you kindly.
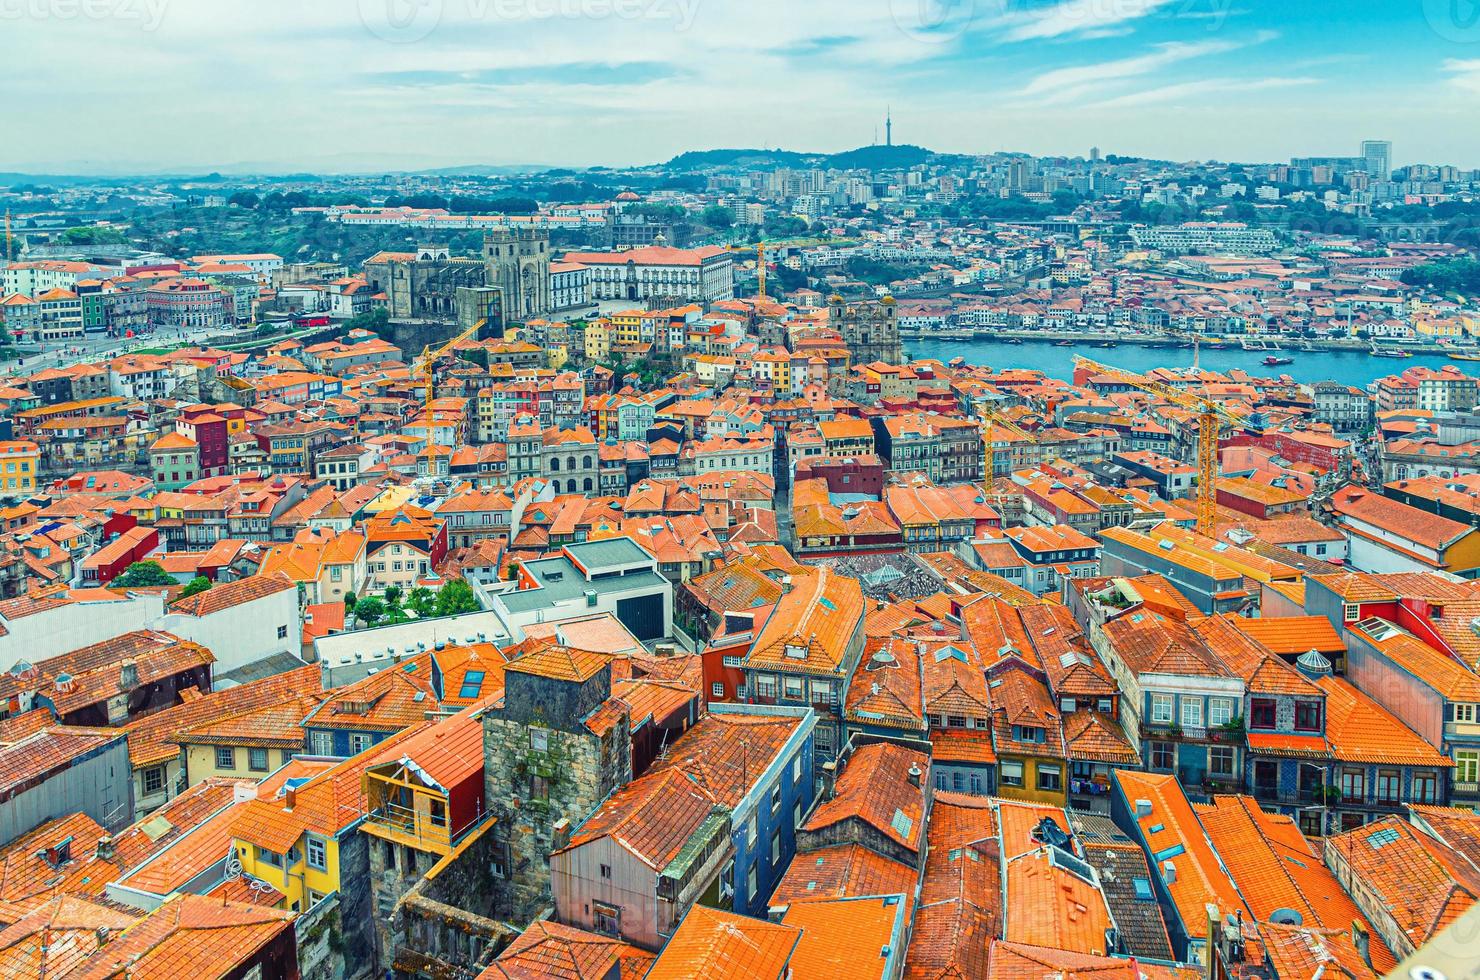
[[803, 742, 928, 854], [782, 896, 907, 980], [644, 906, 799, 980]]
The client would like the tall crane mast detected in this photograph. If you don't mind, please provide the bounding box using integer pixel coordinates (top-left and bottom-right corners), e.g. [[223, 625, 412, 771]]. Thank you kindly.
[[414, 318, 487, 414], [725, 237, 855, 301], [1074, 356, 1251, 536]]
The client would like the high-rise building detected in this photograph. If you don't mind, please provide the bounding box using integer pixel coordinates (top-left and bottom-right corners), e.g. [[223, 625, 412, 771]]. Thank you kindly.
[[1361, 139, 1392, 180], [1090, 146, 1101, 162]]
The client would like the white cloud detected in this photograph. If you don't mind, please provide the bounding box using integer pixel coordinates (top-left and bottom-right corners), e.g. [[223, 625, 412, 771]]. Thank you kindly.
[[1089, 75, 1318, 108], [1442, 58, 1480, 94], [1015, 38, 1241, 100], [1000, 0, 1176, 42]]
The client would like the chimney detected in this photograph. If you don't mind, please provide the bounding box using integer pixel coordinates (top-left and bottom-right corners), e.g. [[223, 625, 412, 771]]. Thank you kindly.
[[820, 761, 838, 801], [552, 818, 572, 850], [118, 659, 139, 693], [1350, 921, 1372, 968], [907, 764, 922, 788], [96, 836, 115, 861], [284, 786, 296, 811]]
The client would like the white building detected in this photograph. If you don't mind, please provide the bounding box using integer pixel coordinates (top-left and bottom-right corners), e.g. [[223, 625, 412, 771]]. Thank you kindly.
[[561, 245, 734, 304]]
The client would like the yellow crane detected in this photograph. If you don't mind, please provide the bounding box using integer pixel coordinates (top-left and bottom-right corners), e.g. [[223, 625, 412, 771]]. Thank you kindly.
[[725, 237, 855, 301], [1074, 355, 1250, 536], [414, 318, 486, 414], [980, 405, 1035, 480]]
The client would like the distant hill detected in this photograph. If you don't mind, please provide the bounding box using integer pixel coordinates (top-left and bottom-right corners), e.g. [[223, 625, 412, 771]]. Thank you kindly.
[[663, 144, 936, 171]]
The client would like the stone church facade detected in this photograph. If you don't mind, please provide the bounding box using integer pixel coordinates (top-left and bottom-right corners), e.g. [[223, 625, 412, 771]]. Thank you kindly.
[[828, 295, 904, 365]]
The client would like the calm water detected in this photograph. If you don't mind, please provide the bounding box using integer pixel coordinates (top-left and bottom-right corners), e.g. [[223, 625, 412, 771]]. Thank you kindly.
[[905, 337, 1469, 389]]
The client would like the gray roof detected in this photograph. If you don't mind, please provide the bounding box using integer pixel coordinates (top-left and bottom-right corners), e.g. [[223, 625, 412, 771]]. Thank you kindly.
[[564, 537, 652, 571], [499, 554, 667, 615]]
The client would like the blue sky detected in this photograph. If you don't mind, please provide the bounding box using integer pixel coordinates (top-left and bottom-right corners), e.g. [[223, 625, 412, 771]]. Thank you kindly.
[[4, 0, 1479, 173]]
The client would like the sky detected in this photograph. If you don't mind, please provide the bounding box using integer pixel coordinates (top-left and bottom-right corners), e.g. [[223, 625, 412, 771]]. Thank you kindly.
[[5, 0, 1480, 174]]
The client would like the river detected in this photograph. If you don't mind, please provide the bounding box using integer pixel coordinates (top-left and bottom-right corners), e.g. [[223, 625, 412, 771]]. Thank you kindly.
[[903, 337, 1469, 389]]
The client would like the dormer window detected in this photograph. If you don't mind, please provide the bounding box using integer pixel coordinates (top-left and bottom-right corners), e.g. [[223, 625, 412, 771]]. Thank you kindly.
[[784, 642, 808, 660]]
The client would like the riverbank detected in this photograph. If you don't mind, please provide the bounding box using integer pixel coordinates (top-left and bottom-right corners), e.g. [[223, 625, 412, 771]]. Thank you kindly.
[[903, 336, 1465, 388], [897, 328, 1472, 356]]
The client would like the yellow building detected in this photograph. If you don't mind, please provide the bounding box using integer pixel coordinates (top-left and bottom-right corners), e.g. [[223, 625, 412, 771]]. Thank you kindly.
[[0, 440, 39, 496], [990, 669, 1068, 807], [229, 724, 425, 913], [584, 318, 612, 362], [609, 309, 644, 347]]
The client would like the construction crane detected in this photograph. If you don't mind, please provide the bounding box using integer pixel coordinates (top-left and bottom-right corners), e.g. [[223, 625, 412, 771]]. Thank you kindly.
[[980, 405, 1035, 480], [725, 237, 855, 301], [1074, 355, 1250, 536], [413, 318, 486, 413]]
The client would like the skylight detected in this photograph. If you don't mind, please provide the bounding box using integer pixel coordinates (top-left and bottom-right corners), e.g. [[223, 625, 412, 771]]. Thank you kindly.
[[458, 670, 486, 699]]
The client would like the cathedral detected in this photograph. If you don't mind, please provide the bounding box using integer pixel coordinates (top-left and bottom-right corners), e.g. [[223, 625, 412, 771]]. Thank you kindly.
[[483, 228, 552, 322], [362, 229, 552, 330]]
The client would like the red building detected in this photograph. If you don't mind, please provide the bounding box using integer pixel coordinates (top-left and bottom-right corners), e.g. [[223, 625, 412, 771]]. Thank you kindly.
[[80, 524, 160, 584], [175, 405, 233, 476], [1223, 429, 1351, 475], [794, 454, 886, 497]]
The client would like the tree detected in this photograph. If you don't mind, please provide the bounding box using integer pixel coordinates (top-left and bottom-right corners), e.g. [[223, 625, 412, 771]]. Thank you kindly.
[[408, 586, 437, 618], [433, 579, 481, 617], [353, 596, 387, 627], [344, 591, 357, 614], [179, 576, 213, 599], [384, 585, 404, 608], [114, 561, 175, 587], [227, 191, 260, 209], [700, 204, 734, 229]]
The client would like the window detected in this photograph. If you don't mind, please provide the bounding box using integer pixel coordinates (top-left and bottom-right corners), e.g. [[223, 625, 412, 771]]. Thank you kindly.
[[747, 863, 758, 900], [1150, 742, 1174, 771], [1249, 698, 1277, 730], [249, 748, 269, 772], [1414, 772, 1438, 803], [1458, 749, 1480, 784], [306, 835, 327, 872], [771, 829, 781, 864], [310, 731, 333, 756], [1209, 746, 1235, 778], [712, 682, 725, 699], [215, 747, 235, 770], [143, 766, 165, 795], [1295, 700, 1323, 733], [531, 728, 549, 752], [784, 676, 803, 699], [530, 775, 550, 801], [1376, 770, 1400, 803], [1150, 693, 1173, 724], [1180, 699, 1203, 729], [1208, 698, 1234, 727], [1454, 703, 1477, 724], [593, 902, 621, 937], [1011, 725, 1044, 743], [1340, 769, 1365, 803], [792, 756, 803, 784], [600, 863, 612, 880], [1038, 764, 1062, 792], [1343, 602, 1360, 622], [257, 847, 283, 868], [746, 816, 756, 847], [1000, 761, 1024, 787], [970, 773, 983, 794], [277, 625, 289, 640], [350, 734, 372, 755]]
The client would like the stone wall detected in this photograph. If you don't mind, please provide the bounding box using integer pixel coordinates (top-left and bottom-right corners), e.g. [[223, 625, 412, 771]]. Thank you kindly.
[[481, 708, 631, 927]]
